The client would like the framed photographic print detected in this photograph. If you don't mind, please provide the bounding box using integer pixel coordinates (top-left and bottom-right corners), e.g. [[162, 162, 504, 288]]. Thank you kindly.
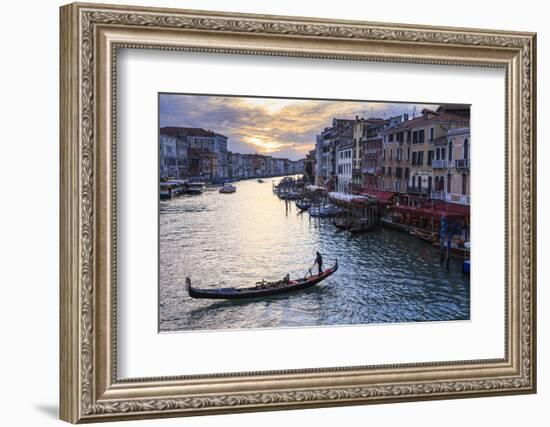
[[60, 2, 537, 423]]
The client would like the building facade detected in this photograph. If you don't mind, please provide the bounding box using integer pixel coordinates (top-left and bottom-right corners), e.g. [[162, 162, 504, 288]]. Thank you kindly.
[[380, 109, 469, 199], [361, 120, 387, 189], [315, 118, 355, 190], [160, 127, 228, 181], [312, 106, 470, 206], [159, 133, 178, 179], [432, 127, 470, 205]]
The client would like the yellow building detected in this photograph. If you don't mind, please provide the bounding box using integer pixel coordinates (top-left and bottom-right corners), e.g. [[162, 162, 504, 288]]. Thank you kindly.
[[432, 127, 470, 205], [380, 109, 469, 197]]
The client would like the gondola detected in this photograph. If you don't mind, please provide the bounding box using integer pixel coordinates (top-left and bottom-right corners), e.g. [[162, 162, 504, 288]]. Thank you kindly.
[[186, 260, 338, 300], [295, 199, 312, 211]]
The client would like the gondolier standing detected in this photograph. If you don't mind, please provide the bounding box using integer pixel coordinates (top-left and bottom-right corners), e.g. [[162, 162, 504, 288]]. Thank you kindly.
[[315, 251, 323, 275]]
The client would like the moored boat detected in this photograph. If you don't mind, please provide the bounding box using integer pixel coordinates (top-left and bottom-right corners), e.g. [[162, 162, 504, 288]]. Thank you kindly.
[[160, 183, 173, 200], [219, 183, 237, 194], [409, 227, 439, 243], [186, 182, 206, 195], [381, 217, 410, 232], [160, 180, 187, 200], [278, 190, 300, 200], [257, 178, 264, 183], [308, 204, 345, 218], [349, 218, 370, 234], [186, 260, 338, 300], [295, 199, 312, 211]]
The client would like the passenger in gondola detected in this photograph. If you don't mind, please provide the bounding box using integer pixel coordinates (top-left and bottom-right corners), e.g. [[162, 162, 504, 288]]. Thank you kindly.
[[315, 251, 323, 275]]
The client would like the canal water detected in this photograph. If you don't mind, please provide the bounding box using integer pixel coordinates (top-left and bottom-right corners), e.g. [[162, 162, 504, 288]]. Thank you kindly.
[[159, 177, 470, 332]]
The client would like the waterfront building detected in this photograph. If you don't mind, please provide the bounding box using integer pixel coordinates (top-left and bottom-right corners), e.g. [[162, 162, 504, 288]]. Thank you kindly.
[[175, 138, 189, 179], [314, 135, 324, 185], [160, 127, 228, 181], [352, 117, 366, 189], [304, 150, 316, 183], [352, 117, 386, 190], [159, 133, 178, 179], [432, 127, 470, 205], [290, 159, 306, 175], [379, 115, 407, 192], [187, 147, 217, 180], [361, 120, 387, 189], [315, 118, 355, 190], [380, 109, 468, 199], [336, 128, 354, 192]]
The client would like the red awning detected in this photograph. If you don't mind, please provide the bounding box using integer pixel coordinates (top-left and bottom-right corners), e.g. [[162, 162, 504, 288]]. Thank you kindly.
[[389, 203, 468, 219], [357, 189, 398, 204]]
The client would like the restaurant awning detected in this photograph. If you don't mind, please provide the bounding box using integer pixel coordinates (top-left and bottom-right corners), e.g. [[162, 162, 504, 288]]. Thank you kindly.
[[389, 203, 469, 219], [357, 189, 398, 204]]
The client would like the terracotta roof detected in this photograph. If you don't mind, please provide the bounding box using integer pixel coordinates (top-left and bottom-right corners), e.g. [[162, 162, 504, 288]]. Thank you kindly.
[[383, 113, 469, 132]]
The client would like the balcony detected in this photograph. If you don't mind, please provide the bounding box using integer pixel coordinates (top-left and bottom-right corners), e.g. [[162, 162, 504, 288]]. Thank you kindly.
[[362, 166, 381, 174], [432, 159, 452, 169], [431, 191, 470, 205], [407, 185, 430, 195], [455, 159, 470, 169], [365, 148, 378, 154]]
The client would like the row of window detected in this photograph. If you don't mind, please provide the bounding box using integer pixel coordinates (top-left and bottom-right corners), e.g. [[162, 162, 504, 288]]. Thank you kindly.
[[385, 128, 433, 144], [339, 149, 352, 159], [434, 138, 469, 161], [381, 140, 470, 166], [337, 163, 353, 175], [382, 147, 433, 166], [381, 166, 410, 178], [380, 174, 468, 195]]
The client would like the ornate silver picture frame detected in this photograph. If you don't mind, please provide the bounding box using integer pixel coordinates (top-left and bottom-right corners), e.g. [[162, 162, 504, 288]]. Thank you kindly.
[[60, 2, 536, 423]]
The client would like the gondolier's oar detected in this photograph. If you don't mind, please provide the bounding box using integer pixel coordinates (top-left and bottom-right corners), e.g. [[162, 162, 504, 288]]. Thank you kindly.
[[306, 261, 316, 277]]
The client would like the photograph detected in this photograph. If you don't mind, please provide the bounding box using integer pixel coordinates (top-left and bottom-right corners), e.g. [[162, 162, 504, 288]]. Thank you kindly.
[[158, 94, 471, 332]]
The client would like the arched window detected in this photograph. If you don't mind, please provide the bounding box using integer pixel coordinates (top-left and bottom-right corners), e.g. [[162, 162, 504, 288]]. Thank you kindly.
[[448, 141, 453, 161], [428, 176, 432, 192], [436, 148, 440, 160], [462, 174, 467, 195], [417, 175, 422, 189], [441, 147, 446, 162], [464, 138, 469, 160], [447, 173, 452, 193]]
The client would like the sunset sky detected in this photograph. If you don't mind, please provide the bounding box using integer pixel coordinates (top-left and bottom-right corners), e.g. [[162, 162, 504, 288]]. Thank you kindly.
[[160, 94, 436, 160]]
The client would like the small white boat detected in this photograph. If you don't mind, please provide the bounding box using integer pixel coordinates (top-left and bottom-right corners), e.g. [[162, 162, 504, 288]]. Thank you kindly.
[[219, 183, 237, 194], [186, 182, 206, 195]]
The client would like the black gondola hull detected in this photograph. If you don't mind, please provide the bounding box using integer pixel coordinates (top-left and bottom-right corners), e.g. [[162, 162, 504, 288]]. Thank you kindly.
[[187, 262, 338, 300]]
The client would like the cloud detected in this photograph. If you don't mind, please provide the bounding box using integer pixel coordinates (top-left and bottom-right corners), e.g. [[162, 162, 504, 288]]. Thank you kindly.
[[160, 94, 438, 160]]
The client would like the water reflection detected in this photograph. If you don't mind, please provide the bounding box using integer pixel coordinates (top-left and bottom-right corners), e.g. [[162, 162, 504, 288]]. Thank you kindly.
[[159, 177, 470, 332]]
